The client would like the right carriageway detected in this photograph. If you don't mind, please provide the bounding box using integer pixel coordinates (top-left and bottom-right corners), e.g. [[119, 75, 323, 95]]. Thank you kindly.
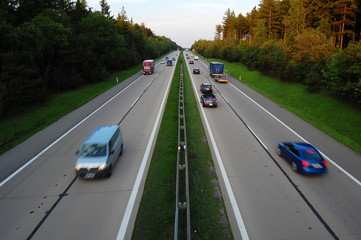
[[185, 52, 361, 240]]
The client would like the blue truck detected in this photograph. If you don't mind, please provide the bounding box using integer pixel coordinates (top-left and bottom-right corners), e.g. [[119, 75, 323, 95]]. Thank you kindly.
[[209, 62, 224, 77], [209, 62, 229, 82], [166, 59, 173, 66]]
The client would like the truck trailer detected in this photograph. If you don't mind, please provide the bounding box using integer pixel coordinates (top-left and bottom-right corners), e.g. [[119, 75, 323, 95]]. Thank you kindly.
[[209, 62, 229, 82], [209, 62, 224, 78], [143, 60, 154, 74]]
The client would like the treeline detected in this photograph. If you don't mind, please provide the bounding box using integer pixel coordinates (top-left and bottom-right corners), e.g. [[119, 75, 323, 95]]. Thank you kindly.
[[192, 0, 361, 105], [0, 0, 179, 116]]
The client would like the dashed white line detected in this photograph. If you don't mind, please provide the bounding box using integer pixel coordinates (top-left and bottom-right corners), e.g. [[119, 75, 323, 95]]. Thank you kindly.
[[229, 82, 361, 187]]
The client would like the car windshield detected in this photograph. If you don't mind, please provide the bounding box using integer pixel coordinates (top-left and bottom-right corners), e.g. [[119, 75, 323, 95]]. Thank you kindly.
[[144, 66, 151, 69], [302, 149, 322, 161], [80, 144, 107, 157]]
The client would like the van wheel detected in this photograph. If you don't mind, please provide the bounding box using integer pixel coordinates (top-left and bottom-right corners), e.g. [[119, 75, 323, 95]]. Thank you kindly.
[[119, 144, 123, 156], [105, 166, 113, 178]]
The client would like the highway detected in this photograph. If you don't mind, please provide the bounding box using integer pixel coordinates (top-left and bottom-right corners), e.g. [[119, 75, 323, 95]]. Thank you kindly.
[[0, 50, 360, 240], [0, 52, 179, 240], [184, 52, 361, 239]]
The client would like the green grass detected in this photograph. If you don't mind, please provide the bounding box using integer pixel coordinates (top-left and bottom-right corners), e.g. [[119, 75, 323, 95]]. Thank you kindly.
[[209, 58, 361, 154], [132, 56, 233, 239], [0, 65, 142, 154]]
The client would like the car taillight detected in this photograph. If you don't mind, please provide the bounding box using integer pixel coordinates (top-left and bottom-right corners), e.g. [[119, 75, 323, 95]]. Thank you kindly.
[[201, 88, 204, 90], [203, 100, 207, 103], [301, 160, 310, 167], [323, 160, 330, 166], [215, 100, 219, 103]]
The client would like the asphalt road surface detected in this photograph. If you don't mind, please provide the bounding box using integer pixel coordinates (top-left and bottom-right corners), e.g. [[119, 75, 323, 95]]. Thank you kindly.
[[1, 51, 360, 240], [0, 52, 179, 240], [185, 52, 361, 240]]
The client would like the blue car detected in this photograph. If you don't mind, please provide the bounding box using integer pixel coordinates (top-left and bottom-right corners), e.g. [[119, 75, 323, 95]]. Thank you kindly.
[[277, 142, 329, 174]]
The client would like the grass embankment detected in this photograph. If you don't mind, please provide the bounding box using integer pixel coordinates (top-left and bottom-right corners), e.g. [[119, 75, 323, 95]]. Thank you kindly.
[[208, 58, 361, 154], [132, 56, 232, 239], [0, 65, 142, 154]]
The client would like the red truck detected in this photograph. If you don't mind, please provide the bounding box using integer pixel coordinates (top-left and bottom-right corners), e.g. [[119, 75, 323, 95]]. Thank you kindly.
[[143, 60, 154, 75]]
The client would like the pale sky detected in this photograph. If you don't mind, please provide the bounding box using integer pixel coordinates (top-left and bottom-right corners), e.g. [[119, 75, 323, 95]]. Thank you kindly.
[[87, 0, 261, 48]]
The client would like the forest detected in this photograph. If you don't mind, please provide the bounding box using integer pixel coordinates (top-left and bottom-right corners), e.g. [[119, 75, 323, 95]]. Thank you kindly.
[[0, 0, 179, 117], [192, 0, 361, 106]]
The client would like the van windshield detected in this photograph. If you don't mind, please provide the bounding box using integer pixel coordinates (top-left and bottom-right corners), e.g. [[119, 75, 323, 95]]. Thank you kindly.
[[80, 144, 107, 157]]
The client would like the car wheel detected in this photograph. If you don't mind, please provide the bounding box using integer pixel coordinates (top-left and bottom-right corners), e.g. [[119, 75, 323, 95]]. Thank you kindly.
[[276, 147, 282, 156], [291, 162, 298, 173]]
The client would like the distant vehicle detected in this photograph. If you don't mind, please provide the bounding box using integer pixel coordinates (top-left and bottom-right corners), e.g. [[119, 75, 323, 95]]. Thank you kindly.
[[75, 125, 124, 178], [166, 59, 173, 66], [160, 61, 165, 64], [193, 68, 200, 74], [200, 93, 218, 107], [200, 83, 213, 93], [166, 56, 169, 60], [277, 142, 329, 174], [172, 57, 176, 61], [189, 60, 194, 64], [143, 60, 154, 74], [194, 56, 199, 60], [209, 62, 224, 78], [186, 56, 190, 59]]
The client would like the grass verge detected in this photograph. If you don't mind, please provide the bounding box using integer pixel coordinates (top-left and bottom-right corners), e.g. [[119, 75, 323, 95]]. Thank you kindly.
[[132, 55, 233, 239], [208, 58, 361, 154], [0, 65, 142, 154]]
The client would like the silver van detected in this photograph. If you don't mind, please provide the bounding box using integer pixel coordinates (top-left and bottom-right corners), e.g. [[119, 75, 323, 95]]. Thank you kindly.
[[75, 125, 123, 178]]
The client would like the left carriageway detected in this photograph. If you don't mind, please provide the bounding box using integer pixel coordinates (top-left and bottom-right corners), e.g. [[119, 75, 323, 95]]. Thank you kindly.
[[0, 52, 179, 240]]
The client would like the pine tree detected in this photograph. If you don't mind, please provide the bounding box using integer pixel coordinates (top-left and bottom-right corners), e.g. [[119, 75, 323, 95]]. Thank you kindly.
[[333, 0, 358, 49], [99, 0, 112, 18]]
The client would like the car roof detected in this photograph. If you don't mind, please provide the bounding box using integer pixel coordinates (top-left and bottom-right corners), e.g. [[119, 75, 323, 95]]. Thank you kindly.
[[84, 125, 119, 144]]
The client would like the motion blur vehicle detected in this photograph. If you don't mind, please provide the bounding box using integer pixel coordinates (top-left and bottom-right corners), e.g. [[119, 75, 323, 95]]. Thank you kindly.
[[193, 68, 200, 74], [189, 60, 194, 64], [143, 60, 154, 74], [277, 142, 329, 174], [200, 94, 218, 107], [200, 83, 213, 93], [75, 125, 123, 178]]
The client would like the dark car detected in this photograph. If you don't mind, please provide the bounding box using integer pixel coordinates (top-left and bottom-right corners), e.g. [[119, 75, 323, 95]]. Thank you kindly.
[[193, 68, 200, 74], [200, 83, 213, 93], [200, 94, 218, 107], [277, 142, 329, 174], [189, 60, 194, 64]]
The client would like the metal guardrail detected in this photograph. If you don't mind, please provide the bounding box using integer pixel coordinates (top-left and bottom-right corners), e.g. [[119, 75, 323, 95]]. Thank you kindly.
[[174, 62, 191, 240]]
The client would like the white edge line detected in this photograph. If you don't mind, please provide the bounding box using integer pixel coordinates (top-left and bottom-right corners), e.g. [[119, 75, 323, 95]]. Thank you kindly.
[[116, 57, 175, 239], [0, 75, 143, 188], [229, 82, 361, 187], [187, 61, 250, 240]]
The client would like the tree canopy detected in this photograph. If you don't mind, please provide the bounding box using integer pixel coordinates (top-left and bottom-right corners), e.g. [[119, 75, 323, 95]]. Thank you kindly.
[[0, 0, 179, 116], [192, 0, 361, 105]]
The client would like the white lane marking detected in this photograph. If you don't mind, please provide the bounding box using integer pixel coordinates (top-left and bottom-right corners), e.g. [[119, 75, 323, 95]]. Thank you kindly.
[[116, 58, 175, 239], [229, 82, 361, 187], [186, 61, 250, 240], [0, 75, 143, 188], [248, 126, 268, 150]]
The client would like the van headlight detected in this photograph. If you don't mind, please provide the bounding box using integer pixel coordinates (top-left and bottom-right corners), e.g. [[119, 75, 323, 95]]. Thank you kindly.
[[98, 163, 107, 170], [75, 164, 82, 171]]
